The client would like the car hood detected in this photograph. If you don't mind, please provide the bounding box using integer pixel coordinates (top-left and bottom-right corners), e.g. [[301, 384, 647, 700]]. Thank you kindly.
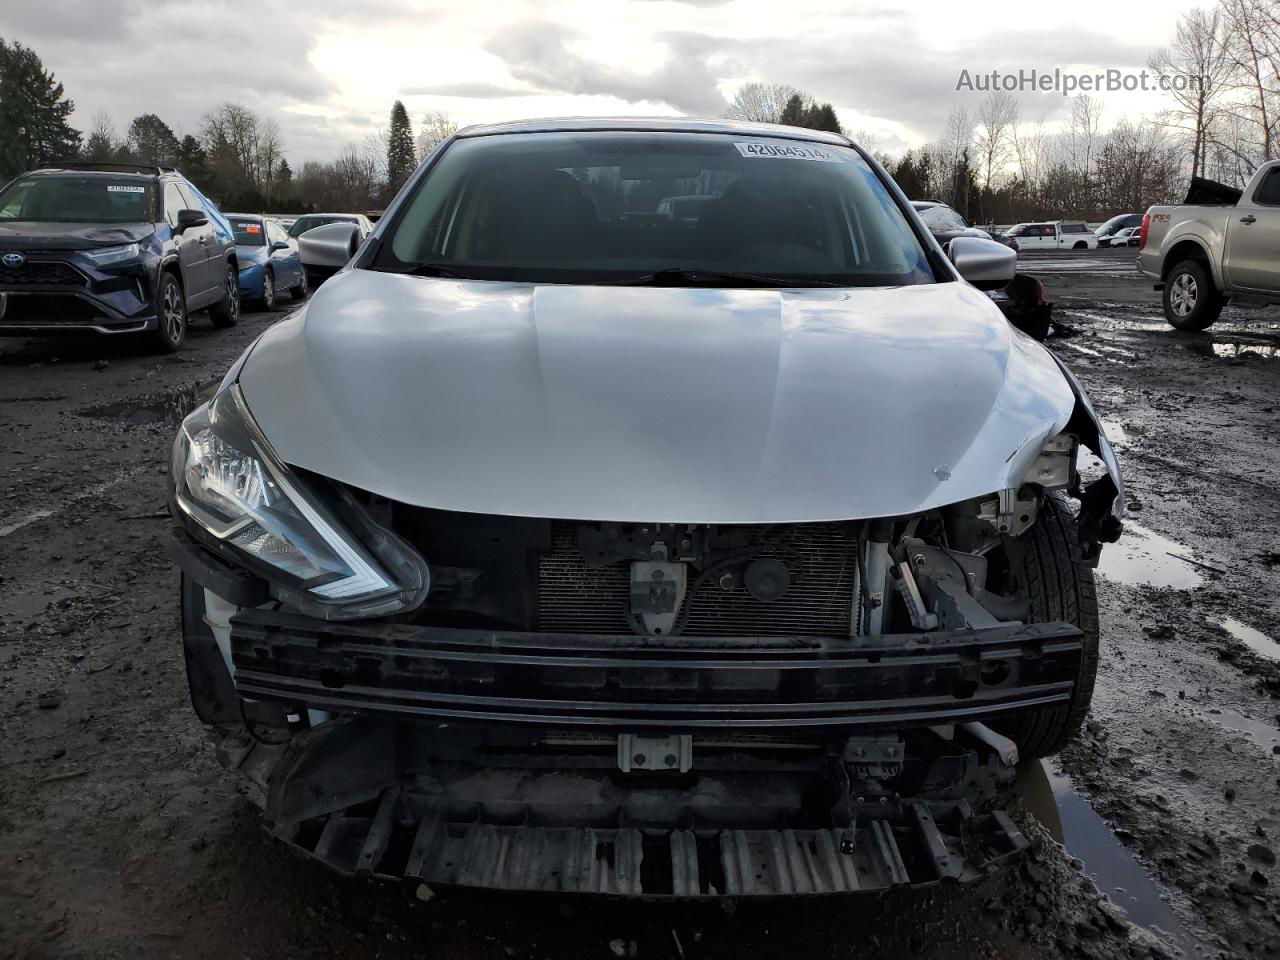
[[0, 221, 156, 250], [237, 270, 1076, 523]]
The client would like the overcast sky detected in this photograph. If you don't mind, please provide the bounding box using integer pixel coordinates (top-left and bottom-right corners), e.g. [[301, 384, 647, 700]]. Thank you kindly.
[[1, 0, 1196, 163]]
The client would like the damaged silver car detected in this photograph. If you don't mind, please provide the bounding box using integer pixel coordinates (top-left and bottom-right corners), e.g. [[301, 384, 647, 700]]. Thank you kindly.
[[167, 118, 1124, 898]]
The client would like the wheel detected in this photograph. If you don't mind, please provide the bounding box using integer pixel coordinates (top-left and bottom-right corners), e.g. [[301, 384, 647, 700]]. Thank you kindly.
[[1073, 241, 1087, 250], [1163, 259, 1223, 331], [995, 495, 1100, 758], [209, 263, 241, 328], [149, 271, 187, 352], [289, 266, 309, 301], [260, 267, 276, 311]]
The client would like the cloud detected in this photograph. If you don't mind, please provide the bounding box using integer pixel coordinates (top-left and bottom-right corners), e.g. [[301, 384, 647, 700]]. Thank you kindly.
[[486, 22, 729, 116], [401, 81, 542, 99], [631, 0, 733, 6]]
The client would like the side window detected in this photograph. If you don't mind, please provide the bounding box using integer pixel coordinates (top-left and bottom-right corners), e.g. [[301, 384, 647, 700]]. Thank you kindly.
[[1253, 168, 1280, 206], [164, 183, 184, 227], [176, 183, 202, 213]]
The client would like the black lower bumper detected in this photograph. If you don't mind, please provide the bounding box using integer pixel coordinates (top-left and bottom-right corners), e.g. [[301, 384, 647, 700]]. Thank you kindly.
[[229, 610, 1083, 731]]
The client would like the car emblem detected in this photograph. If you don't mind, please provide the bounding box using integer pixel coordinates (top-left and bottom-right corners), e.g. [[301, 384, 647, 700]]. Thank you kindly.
[[1, 252, 24, 268]]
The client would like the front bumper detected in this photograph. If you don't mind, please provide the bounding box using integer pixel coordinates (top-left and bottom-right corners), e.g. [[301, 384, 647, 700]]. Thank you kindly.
[[229, 609, 1083, 731], [0, 256, 158, 335], [237, 262, 266, 298]]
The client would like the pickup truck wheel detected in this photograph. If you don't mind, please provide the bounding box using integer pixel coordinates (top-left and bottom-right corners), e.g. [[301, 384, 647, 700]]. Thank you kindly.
[[994, 494, 1100, 758], [148, 271, 187, 353], [1072, 240, 1087, 250], [1164, 259, 1223, 331], [209, 263, 241, 328]]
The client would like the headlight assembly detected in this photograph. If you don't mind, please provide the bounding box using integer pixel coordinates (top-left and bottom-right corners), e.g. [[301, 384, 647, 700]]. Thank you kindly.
[[172, 384, 428, 617], [84, 242, 141, 266]]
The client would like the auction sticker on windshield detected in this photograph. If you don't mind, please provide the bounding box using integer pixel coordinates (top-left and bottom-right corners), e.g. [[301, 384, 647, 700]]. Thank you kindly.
[[734, 142, 844, 162], [106, 185, 146, 193]]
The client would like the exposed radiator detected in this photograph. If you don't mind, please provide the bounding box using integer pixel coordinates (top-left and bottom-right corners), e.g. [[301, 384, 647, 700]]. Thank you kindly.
[[536, 522, 857, 638]]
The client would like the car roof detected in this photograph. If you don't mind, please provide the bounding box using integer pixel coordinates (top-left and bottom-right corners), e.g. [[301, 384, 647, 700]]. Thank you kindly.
[[26, 167, 158, 181], [296, 212, 359, 219], [455, 116, 852, 147], [224, 213, 264, 220]]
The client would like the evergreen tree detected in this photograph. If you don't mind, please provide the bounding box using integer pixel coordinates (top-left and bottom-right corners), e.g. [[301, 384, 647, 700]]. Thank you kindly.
[[775, 93, 843, 134], [126, 113, 180, 166], [386, 100, 416, 194], [175, 134, 211, 187], [277, 158, 292, 184], [0, 39, 81, 178]]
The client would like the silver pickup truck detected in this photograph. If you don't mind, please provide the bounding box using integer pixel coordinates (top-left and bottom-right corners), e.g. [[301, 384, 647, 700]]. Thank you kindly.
[[1138, 159, 1280, 330]]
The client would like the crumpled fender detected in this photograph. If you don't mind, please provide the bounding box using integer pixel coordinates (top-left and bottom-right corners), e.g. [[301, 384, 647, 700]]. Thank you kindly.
[[1048, 353, 1125, 560]]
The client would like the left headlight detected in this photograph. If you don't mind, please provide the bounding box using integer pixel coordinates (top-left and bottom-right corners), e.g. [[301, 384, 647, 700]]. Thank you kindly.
[[172, 384, 427, 616], [84, 242, 141, 266]]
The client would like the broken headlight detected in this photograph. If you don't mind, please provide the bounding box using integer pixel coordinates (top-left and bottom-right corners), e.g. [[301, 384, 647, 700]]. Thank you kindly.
[[172, 384, 424, 616]]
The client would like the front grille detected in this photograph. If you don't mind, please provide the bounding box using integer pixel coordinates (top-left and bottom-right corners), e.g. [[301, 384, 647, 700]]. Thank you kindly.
[[0, 259, 85, 287], [537, 522, 856, 638], [0, 293, 102, 323]]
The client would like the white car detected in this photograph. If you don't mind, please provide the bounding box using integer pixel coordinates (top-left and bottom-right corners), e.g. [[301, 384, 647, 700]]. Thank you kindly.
[[1005, 221, 1098, 250], [166, 117, 1123, 899]]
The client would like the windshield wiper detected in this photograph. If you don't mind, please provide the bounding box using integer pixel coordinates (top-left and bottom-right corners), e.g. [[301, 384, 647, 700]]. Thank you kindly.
[[596, 267, 843, 288], [392, 263, 477, 280]]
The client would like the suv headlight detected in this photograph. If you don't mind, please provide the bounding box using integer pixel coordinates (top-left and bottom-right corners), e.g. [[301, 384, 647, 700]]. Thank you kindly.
[[84, 242, 140, 266], [172, 384, 427, 616]]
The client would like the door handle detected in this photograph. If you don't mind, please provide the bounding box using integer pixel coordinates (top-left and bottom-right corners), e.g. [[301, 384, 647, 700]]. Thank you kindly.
[[1240, 215, 1257, 224], [198, 236, 208, 244]]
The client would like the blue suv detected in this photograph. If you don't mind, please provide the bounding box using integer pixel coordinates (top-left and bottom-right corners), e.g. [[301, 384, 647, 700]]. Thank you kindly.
[[0, 162, 240, 351]]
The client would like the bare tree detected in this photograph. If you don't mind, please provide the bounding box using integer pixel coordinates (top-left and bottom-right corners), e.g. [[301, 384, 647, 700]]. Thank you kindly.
[[974, 91, 1018, 220], [1150, 7, 1233, 178], [722, 82, 802, 123], [1221, 0, 1278, 164], [416, 111, 459, 159]]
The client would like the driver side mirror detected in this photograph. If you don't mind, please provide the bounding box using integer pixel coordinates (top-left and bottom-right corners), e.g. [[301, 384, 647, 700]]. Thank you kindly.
[[175, 208, 208, 233], [947, 236, 1016, 291], [270, 240, 289, 252]]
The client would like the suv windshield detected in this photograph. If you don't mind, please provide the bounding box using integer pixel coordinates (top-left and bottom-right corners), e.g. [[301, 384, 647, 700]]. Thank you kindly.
[[0, 175, 157, 223], [375, 131, 935, 287], [288, 215, 353, 238]]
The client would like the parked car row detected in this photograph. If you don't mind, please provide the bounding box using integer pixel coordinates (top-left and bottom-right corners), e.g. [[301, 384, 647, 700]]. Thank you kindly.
[[0, 159, 373, 351]]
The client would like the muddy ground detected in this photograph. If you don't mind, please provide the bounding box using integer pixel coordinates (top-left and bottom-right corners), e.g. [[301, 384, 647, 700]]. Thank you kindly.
[[1, 247, 1278, 959]]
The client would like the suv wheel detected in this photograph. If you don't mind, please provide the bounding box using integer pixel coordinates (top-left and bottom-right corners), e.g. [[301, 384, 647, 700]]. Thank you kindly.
[[149, 272, 187, 353], [1163, 259, 1224, 330], [209, 263, 241, 328]]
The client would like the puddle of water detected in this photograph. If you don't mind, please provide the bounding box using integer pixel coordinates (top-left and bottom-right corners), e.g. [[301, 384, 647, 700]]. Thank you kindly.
[[1184, 339, 1280, 361], [1218, 617, 1278, 661], [79, 377, 220, 426], [1096, 522, 1206, 589], [1202, 706, 1280, 753], [1017, 761, 1203, 955]]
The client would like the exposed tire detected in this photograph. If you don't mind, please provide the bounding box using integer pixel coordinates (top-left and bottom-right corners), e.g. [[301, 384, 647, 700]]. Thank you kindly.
[[1072, 241, 1087, 250], [289, 266, 309, 301], [1163, 258, 1223, 331], [260, 267, 276, 311], [148, 270, 187, 353], [209, 262, 241, 328], [995, 494, 1100, 758]]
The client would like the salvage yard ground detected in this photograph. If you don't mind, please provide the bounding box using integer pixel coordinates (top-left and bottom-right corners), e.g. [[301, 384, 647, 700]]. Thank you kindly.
[[1, 246, 1278, 959]]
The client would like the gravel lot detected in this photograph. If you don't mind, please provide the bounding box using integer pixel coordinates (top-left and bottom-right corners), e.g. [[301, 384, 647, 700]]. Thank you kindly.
[[2, 247, 1278, 959]]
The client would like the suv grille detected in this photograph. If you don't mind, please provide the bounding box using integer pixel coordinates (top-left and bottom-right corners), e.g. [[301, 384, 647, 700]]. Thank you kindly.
[[0, 259, 86, 287], [537, 521, 856, 638]]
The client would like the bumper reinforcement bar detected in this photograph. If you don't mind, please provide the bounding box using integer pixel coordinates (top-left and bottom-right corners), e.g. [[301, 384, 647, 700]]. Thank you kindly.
[[230, 611, 1083, 730]]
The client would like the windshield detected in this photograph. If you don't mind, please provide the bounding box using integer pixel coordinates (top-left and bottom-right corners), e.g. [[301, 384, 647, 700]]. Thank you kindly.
[[375, 131, 935, 287], [0, 175, 157, 223], [228, 218, 266, 246], [288, 215, 353, 238], [915, 204, 967, 233]]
